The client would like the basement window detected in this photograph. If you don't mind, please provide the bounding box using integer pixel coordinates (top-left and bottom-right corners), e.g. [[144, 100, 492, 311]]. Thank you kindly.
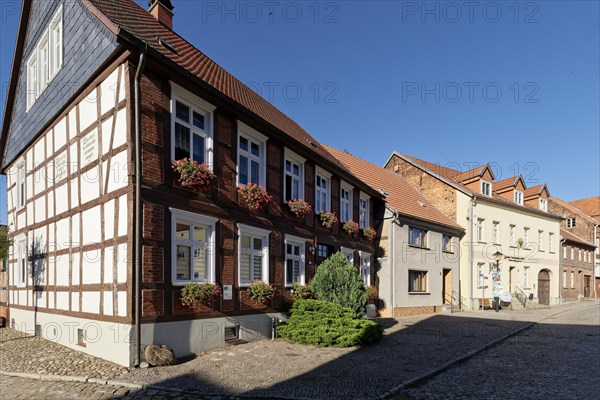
[[224, 325, 240, 342], [77, 328, 86, 347]]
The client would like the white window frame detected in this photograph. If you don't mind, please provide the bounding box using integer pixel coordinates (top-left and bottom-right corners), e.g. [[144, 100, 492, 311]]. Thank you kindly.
[[284, 234, 307, 286], [567, 218, 576, 228], [359, 192, 370, 229], [341, 247, 354, 264], [579, 249, 582, 262], [359, 251, 371, 286], [14, 236, 27, 287], [283, 148, 305, 202], [16, 159, 26, 210], [49, 6, 63, 79], [170, 208, 218, 285], [238, 224, 270, 286], [26, 53, 38, 110], [237, 121, 268, 187], [514, 190, 523, 205], [563, 246, 567, 259], [25, 5, 63, 111], [509, 224, 516, 247], [170, 82, 216, 167], [314, 166, 332, 214], [523, 227, 529, 248], [538, 230, 544, 251], [563, 270, 567, 288], [571, 271, 575, 288], [539, 198, 548, 212], [571, 247, 574, 260], [549, 232, 554, 253], [409, 226, 428, 248], [492, 221, 499, 244], [340, 180, 354, 222], [476, 218, 485, 242], [481, 180, 491, 196], [408, 269, 428, 293], [524, 266, 530, 288]]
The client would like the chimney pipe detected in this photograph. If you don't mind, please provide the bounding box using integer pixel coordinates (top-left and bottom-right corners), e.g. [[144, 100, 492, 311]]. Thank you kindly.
[[148, 0, 174, 30]]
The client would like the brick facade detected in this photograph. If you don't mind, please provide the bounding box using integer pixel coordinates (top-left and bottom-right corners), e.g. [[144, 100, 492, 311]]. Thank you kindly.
[[385, 154, 458, 221], [561, 241, 596, 300], [137, 61, 382, 324]]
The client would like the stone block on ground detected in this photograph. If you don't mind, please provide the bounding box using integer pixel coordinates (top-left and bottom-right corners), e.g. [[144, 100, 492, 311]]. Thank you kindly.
[[144, 344, 176, 366]]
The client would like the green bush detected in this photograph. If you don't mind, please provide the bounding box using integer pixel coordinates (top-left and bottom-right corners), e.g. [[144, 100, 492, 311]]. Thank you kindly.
[[290, 283, 314, 300], [278, 299, 383, 347], [311, 252, 367, 317]]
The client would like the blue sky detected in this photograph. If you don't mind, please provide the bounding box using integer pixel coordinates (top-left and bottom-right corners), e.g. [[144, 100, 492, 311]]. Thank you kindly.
[[1, 0, 599, 224]]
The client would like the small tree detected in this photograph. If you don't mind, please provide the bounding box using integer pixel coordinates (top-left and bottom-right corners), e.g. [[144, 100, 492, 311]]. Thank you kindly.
[[0, 225, 12, 263], [311, 252, 367, 317]]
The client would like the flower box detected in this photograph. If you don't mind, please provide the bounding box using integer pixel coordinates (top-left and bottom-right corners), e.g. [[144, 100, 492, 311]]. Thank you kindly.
[[172, 158, 216, 192], [238, 183, 272, 212]]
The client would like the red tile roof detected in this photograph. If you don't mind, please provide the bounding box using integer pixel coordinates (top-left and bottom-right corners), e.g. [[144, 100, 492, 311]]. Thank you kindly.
[[569, 197, 600, 219], [86, 0, 349, 173], [453, 165, 488, 183], [524, 184, 548, 198], [560, 228, 596, 248], [324, 145, 463, 232], [494, 176, 520, 191]]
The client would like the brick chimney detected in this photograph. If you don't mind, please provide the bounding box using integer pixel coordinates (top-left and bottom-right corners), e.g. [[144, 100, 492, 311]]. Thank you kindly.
[[148, 0, 174, 30]]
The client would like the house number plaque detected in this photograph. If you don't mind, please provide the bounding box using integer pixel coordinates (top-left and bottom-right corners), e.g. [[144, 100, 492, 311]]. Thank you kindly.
[[222, 285, 232, 300]]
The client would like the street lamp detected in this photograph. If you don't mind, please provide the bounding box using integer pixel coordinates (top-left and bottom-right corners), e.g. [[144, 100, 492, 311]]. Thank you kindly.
[[492, 250, 503, 312]]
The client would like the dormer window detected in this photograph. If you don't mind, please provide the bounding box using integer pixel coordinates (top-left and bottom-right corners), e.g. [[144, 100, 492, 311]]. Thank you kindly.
[[481, 180, 491, 196], [514, 190, 523, 205], [539, 198, 548, 212]]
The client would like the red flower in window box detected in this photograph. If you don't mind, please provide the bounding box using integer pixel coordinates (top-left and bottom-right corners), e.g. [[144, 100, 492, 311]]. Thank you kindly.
[[172, 158, 216, 192], [342, 220, 359, 237], [180, 282, 221, 310], [319, 211, 338, 229], [287, 199, 312, 219], [238, 183, 272, 212], [247, 280, 275, 304], [362, 226, 377, 241]]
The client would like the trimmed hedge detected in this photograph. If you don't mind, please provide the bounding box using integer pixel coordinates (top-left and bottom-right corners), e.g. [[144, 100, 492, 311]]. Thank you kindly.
[[278, 299, 383, 347]]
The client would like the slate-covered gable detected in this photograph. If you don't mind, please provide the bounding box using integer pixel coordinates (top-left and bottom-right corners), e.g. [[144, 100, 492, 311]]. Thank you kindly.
[[2, 0, 118, 169]]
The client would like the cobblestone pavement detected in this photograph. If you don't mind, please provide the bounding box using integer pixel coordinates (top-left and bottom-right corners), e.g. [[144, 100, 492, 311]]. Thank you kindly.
[[0, 301, 596, 399], [0, 328, 128, 379], [399, 301, 600, 400]]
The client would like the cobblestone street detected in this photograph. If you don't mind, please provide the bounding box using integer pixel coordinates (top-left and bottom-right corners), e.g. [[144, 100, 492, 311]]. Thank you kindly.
[[0, 301, 598, 399], [399, 301, 600, 400]]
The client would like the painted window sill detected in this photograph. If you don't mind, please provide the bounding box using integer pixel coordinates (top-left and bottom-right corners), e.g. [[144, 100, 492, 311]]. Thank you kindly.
[[408, 292, 430, 295], [408, 245, 430, 250]]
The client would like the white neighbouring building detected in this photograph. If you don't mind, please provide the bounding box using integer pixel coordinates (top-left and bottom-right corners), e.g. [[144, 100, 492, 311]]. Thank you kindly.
[[385, 154, 563, 309]]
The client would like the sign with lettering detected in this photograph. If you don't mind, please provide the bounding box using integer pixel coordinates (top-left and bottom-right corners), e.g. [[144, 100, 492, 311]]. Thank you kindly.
[[54, 152, 67, 182], [222, 284, 232, 300], [81, 131, 98, 166]]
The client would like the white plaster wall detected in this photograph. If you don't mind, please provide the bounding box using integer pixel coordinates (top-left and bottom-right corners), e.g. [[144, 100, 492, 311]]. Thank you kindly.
[[104, 199, 115, 239], [55, 255, 69, 286], [103, 292, 114, 316], [141, 312, 287, 360], [81, 291, 100, 314], [79, 92, 98, 132], [81, 167, 100, 204], [72, 252, 80, 286], [34, 196, 46, 223], [68, 108, 77, 141], [117, 243, 128, 283], [456, 194, 561, 307], [103, 247, 114, 283], [72, 292, 80, 312], [117, 291, 127, 317], [9, 308, 133, 366], [54, 116, 67, 151], [117, 195, 128, 237], [55, 183, 68, 215], [82, 206, 101, 244], [82, 249, 102, 285], [56, 292, 69, 310], [104, 151, 129, 193]]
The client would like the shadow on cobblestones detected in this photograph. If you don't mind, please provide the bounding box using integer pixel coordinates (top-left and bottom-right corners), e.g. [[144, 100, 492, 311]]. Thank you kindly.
[[116, 312, 541, 399]]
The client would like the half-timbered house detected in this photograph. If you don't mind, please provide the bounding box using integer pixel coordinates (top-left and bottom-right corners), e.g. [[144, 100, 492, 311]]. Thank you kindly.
[[0, 0, 383, 366]]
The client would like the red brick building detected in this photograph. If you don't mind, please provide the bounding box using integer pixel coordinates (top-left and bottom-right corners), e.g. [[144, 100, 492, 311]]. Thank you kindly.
[[560, 229, 596, 300], [0, 0, 382, 366]]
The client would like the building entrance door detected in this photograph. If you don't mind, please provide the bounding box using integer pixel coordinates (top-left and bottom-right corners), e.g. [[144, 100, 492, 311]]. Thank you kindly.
[[538, 270, 550, 305], [584, 275, 591, 298]]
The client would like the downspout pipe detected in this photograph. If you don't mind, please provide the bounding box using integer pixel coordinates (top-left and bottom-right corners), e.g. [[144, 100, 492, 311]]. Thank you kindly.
[[594, 224, 599, 299], [134, 46, 147, 368], [559, 238, 566, 304], [469, 196, 476, 310]]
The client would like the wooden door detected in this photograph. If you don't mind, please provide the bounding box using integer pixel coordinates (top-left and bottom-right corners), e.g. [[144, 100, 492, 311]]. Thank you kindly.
[[538, 270, 550, 305]]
